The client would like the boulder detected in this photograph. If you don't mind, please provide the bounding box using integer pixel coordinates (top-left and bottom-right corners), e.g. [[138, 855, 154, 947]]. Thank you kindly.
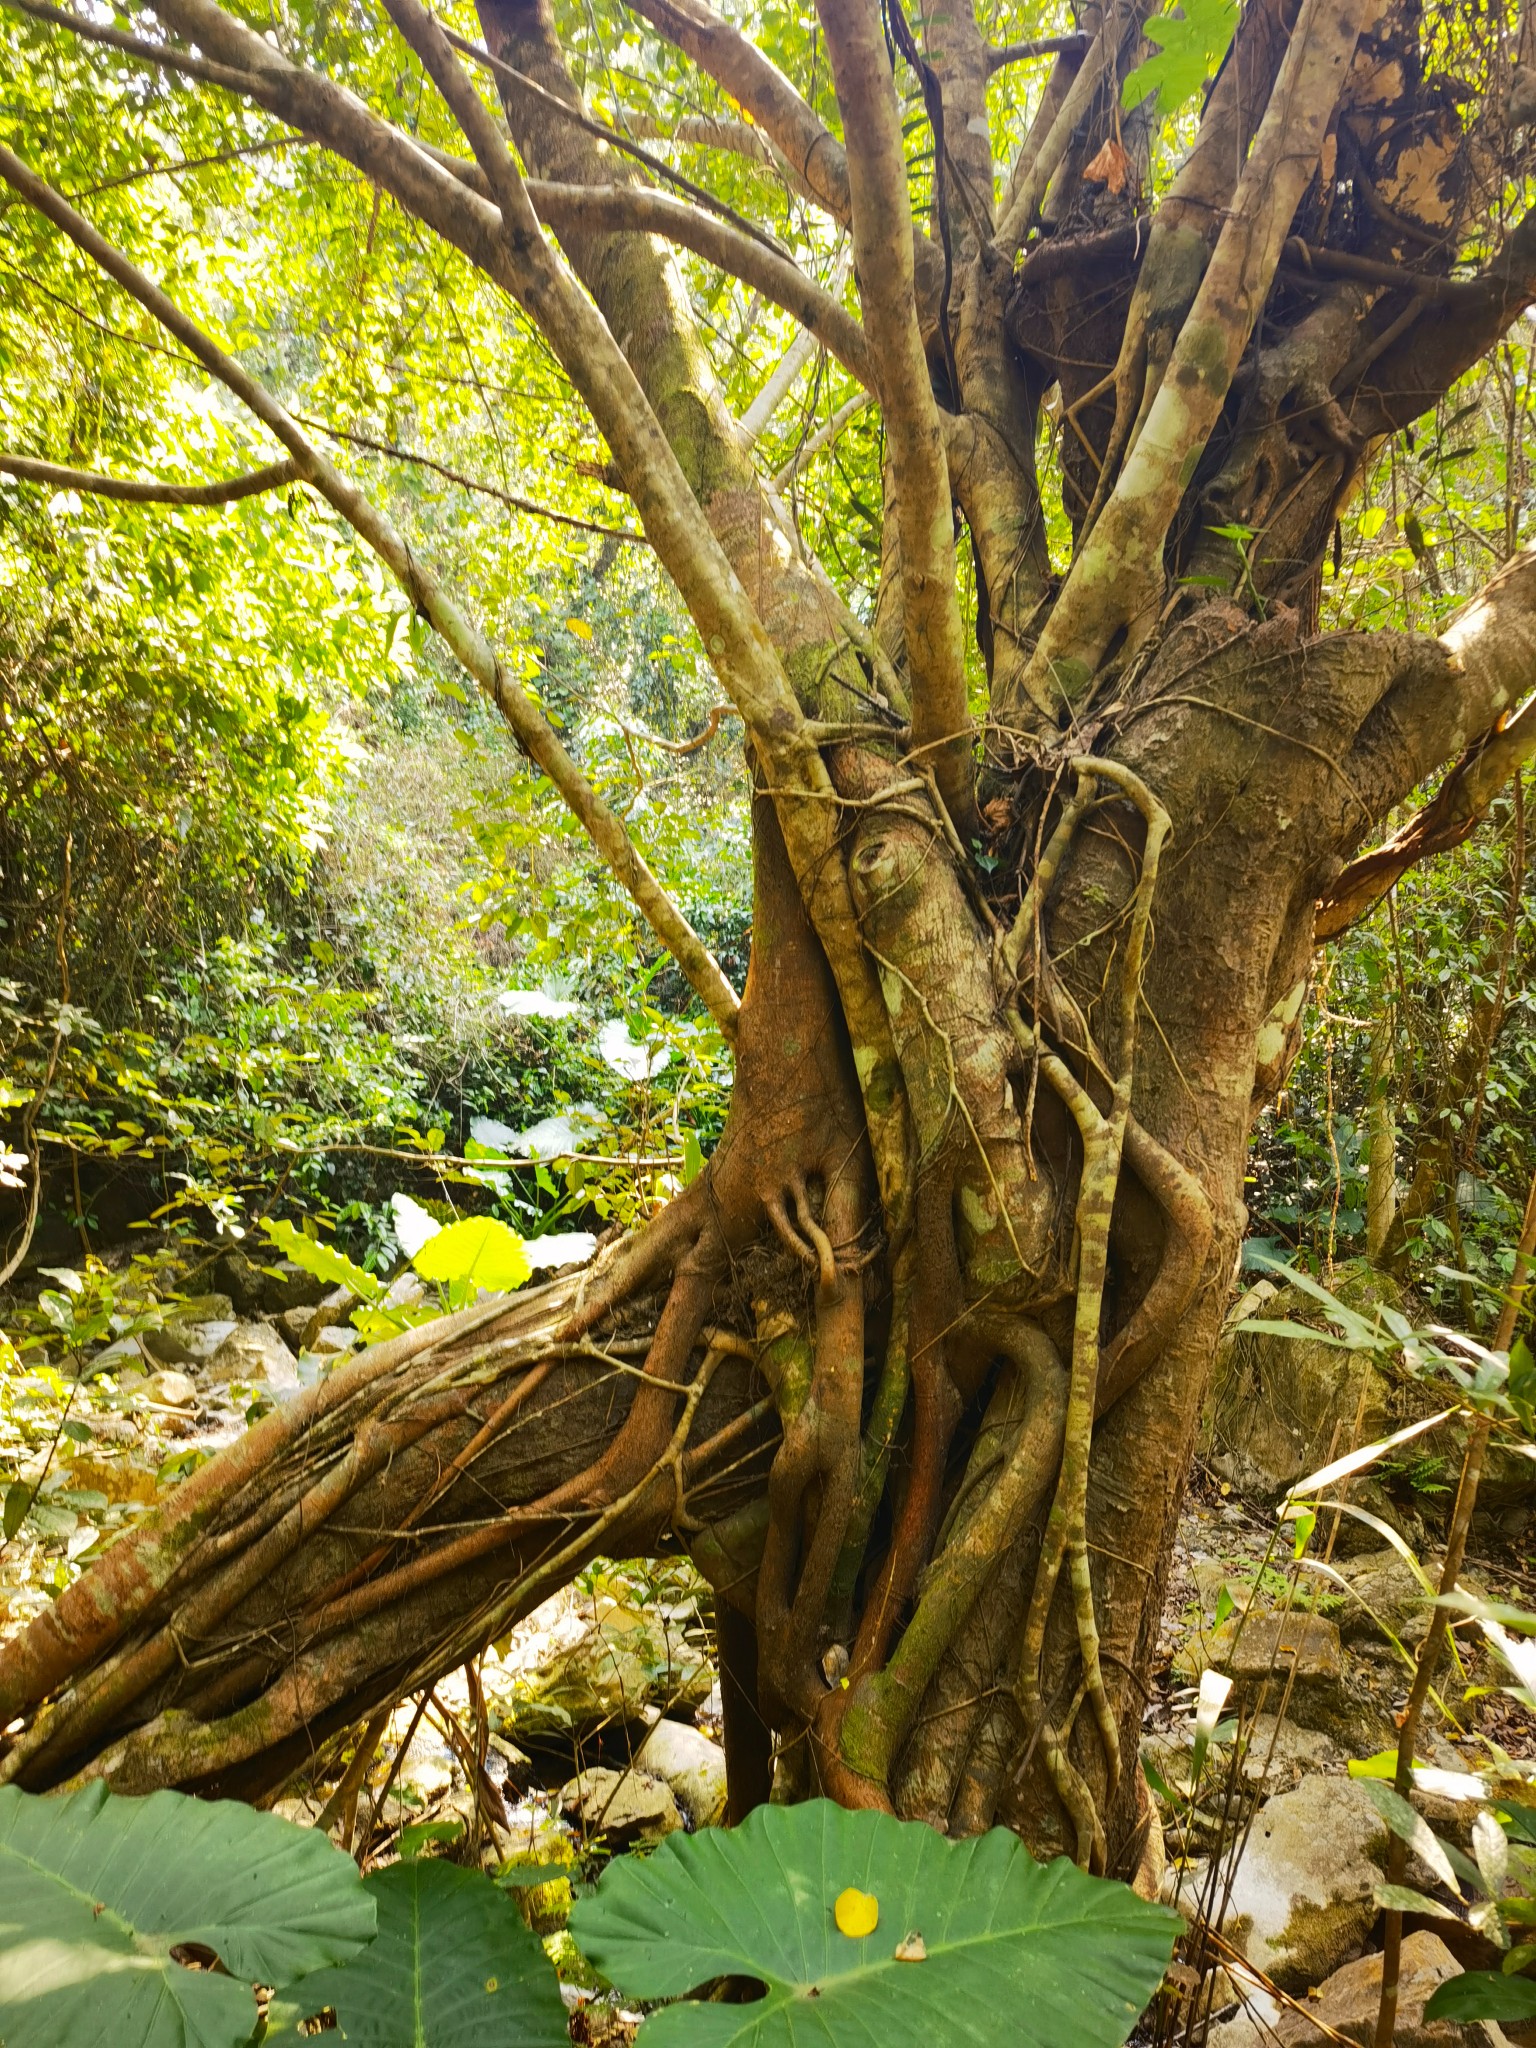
[[1221, 1774, 1388, 1991], [214, 1248, 328, 1317], [206, 1322, 302, 1392], [141, 1368, 198, 1411], [1269, 1930, 1505, 2044], [296, 1287, 355, 1351], [1206, 1261, 1399, 1501], [1173, 1609, 1397, 1753], [633, 1718, 728, 1828], [495, 1592, 712, 1743], [558, 1767, 681, 1844]]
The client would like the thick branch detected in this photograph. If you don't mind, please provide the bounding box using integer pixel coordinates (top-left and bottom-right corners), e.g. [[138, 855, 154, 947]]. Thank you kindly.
[[1322, 549, 1536, 933], [818, 0, 977, 835], [0, 453, 296, 503], [528, 181, 873, 387], [1017, 0, 1378, 718], [986, 31, 1090, 74], [0, 143, 743, 1038], [620, 0, 851, 222]]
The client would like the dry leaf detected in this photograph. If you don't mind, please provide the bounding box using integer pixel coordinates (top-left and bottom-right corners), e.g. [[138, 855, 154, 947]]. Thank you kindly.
[[1083, 137, 1131, 197]]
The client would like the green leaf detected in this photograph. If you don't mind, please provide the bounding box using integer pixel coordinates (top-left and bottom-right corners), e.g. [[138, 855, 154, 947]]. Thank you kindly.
[[279, 1860, 568, 2047], [262, 1218, 380, 1302], [1355, 1780, 1463, 1897], [3, 1482, 33, 1539], [0, 1781, 374, 2048], [1425, 1968, 1536, 2023], [1495, 1798, 1536, 1846], [1122, 0, 1237, 115], [412, 1216, 531, 1294], [1373, 1883, 1461, 1920], [571, 1799, 1179, 2046]]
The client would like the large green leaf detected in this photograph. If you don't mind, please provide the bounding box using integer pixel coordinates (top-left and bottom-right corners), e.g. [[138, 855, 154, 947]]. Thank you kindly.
[[570, 1799, 1179, 2046], [1426, 1968, 1536, 2023], [412, 1216, 531, 1294], [0, 1781, 374, 2048], [278, 1859, 568, 2046], [1122, 0, 1237, 116], [262, 1218, 381, 1303]]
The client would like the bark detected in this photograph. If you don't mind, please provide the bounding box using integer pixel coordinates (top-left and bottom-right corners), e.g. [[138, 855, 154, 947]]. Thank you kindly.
[[6, 0, 1536, 1880]]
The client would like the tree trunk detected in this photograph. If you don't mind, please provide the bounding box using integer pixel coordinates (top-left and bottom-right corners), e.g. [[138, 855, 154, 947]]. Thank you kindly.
[[4, 0, 1536, 1880]]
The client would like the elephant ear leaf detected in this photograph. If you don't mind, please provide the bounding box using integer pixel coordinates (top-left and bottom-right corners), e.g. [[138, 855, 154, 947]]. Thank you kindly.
[[571, 1798, 1179, 2047], [0, 1781, 375, 2048], [275, 1860, 569, 2047]]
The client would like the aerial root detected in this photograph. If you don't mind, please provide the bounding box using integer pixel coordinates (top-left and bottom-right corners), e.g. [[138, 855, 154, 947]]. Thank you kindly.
[[1006, 757, 1171, 1865]]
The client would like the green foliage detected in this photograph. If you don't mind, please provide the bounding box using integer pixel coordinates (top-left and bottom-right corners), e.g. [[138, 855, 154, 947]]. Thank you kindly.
[[412, 1215, 532, 1297], [570, 1799, 1179, 2047], [1123, 0, 1238, 117], [263, 1217, 382, 1302], [0, 1788, 1177, 2048], [0, 1781, 374, 2048], [276, 1860, 569, 2047]]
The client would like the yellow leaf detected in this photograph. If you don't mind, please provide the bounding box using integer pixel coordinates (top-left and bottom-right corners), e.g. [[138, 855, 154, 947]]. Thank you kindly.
[[565, 617, 593, 640], [834, 1887, 878, 1938]]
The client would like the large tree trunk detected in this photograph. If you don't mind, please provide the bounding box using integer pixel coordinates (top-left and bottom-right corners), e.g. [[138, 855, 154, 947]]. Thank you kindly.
[[4, 0, 1536, 1880]]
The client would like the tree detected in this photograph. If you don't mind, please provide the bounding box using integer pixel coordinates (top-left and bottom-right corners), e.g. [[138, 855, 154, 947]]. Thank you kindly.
[[2, 0, 1536, 1878]]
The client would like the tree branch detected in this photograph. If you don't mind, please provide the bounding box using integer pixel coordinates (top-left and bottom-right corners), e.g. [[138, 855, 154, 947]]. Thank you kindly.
[[1, 0, 256, 89], [0, 453, 296, 503], [291, 416, 651, 542], [619, 0, 851, 223], [0, 142, 744, 1038], [527, 180, 873, 387], [986, 31, 1090, 74], [817, 0, 977, 835], [1318, 691, 1536, 937], [993, 5, 1133, 257], [441, 26, 790, 259], [1325, 548, 1536, 932], [1016, 0, 1378, 719]]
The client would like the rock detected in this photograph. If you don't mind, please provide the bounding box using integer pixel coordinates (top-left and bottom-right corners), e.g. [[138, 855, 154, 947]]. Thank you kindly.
[[140, 1324, 200, 1367], [276, 1304, 313, 1351], [142, 1369, 197, 1410], [297, 1287, 354, 1351], [496, 1592, 712, 1743], [1268, 1929, 1506, 2044], [1221, 1774, 1388, 1991], [1231, 1611, 1343, 1683], [1174, 1608, 1396, 1753], [308, 1325, 359, 1357], [558, 1767, 682, 1843], [1206, 1261, 1399, 1499], [64, 1453, 159, 1505], [214, 1248, 328, 1317], [634, 1718, 728, 1828], [169, 1293, 236, 1326], [1236, 1716, 1345, 1793], [1332, 1545, 1434, 1646], [206, 1322, 302, 1392]]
